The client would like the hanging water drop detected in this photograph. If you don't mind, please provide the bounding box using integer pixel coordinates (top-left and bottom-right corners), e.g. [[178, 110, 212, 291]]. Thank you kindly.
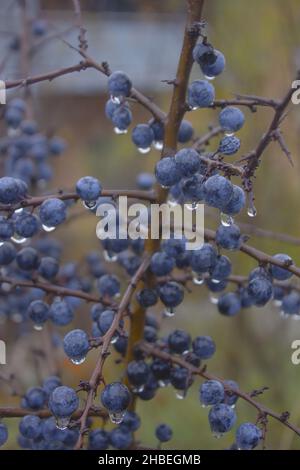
[[158, 380, 169, 388], [109, 411, 125, 424], [167, 197, 178, 208], [191, 106, 199, 111], [103, 250, 117, 263], [201, 403, 208, 408], [132, 385, 145, 393], [33, 324, 43, 331], [71, 356, 86, 365], [83, 200, 97, 210], [211, 278, 221, 284], [204, 75, 215, 80], [192, 272, 204, 285], [175, 390, 186, 400], [110, 95, 121, 105], [161, 184, 170, 189], [247, 206, 257, 218], [186, 201, 199, 211], [114, 127, 127, 135], [220, 212, 234, 227], [55, 416, 70, 430], [0, 242, 3, 247], [164, 306, 175, 318], [225, 132, 235, 137], [153, 140, 163, 150], [110, 335, 118, 345], [42, 224, 56, 233], [273, 300, 282, 307], [138, 147, 151, 154], [213, 432, 224, 439], [210, 295, 219, 305], [14, 207, 23, 214], [11, 234, 27, 244]]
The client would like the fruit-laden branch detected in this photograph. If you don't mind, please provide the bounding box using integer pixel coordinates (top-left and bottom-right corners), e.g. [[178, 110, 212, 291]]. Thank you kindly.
[[140, 342, 300, 438], [74, 254, 151, 450], [0, 407, 107, 420]]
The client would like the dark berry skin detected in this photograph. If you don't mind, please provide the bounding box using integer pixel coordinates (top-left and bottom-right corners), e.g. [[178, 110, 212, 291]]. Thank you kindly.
[[16, 247, 40, 271], [170, 367, 192, 390], [151, 358, 171, 381], [168, 329, 191, 354], [218, 292, 241, 316], [150, 252, 175, 276], [158, 281, 184, 308], [49, 386, 79, 418], [208, 404, 236, 433], [236, 423, 262, 450], [88, 429, 110, 450], [155, 424, 173, 442], [127, 360, 150, 387], [108, 71, 132, 98], [101, 382, 131, 413], [110, 427, 132, 450], [136, 288, 158, 307], [200, 380, 225, 406], [131, 124, 154, 149], [192, 336, 216, 359]]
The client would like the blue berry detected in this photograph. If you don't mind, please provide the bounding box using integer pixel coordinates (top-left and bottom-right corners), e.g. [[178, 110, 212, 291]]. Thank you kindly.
[[150, 251, 175, 276], [168, 329, 191, 354], [175, 148, 200, 177], [149, 119, 164, 141], [88, 429, 110, 450], [136, 172, 155, 190], [76, 176, 102, 202], [215, 224, 242, 251], [90, 303, 105, 322], [223, 380, 239, 406], [211, 255, 232, 280], [38, 256, 59, 280], [0, 216, 14, 240], [192, 336, 216, 359], [219, 107, 245, 132], [188, 80, 215, 108], [105, 99, 120, 119], [108, 71, 132, 99], [49, 137, 66, 155], [223, 185, 246, 215], [191, 243, 217, 274], [218, 292, 241, 316], [39, 198, 67, 227], [136, 288, 158, 307], [43, 376, 62, 396], [121, 411, 141, 432], [19, 415, 42, 439], [24, 386, 47, 410], [0, 423, 8, 447], [178, 120, 194, 143], [127, 360, 150, 387], [63, 329, 90, 363], [204, 175, 234, 210], [200, 380, 225, 406], [181, 174, 205, 202], [155, 424, 173, 442], [132, 124, 154, 149], [236, 423, 262, 450], [32, 19, 47, 36], [97, 309, 116, 335], [0, 176, 27, 204], [15, 212, 39, 238], [155, 157, 181, 188], [269, 254, 293, 281], [49, 299, 74, 326], [161, 237, 186, 259], [218, 135, 241, 155], [199, 49, 225, 77], [112, 105, 132, 130], [110, 427, 132, 449], [0, 242, 16, 265], [49, 386, 79, 418], [281, 292, 300, 315], [158, 281, 184, 307], [208, 403, 236, 433], [97, 274, 120, 297], [247, 277, 273, 306], [16, 247, 40, 271], [4, 107, 23, 128], [170, 367, 192, 390], [101, 382, 131, 413], [28, 300, 49, 326], [151, 358, 171, 381]]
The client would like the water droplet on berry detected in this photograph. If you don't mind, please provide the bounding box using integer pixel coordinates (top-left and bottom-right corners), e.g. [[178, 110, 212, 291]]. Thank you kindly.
[[192, 272, 204, 285], [138, 147, 151, 154], [220, 212, 234, 227], [186, 201, 199, 211], [83, 200, 97, 210], [175, 390, 186, 400], [55, 416, 70, 430], [71, 356, 86, 365], [42, 224, 56, 232], [191, 106, 199, 111], [230, 404, 236, 409], [204, 75, 215, 80], [110, 95, 121, 105], [211, 278, 221, 284], [103, 250, 118, 263], [167, 197, 178, 207], [161, 184, 170, 189], [210, 295, 219, 305], [213, 432, 224, 439], [109, 411, 125, 424], [11, 234, 27, 244], [158, 380, 169, 388], [114, 127, 127, 135], [33, 324, 43, 331], [164, 306, 175, 317], [153, 140, 163, 150], [132, 385, 145, 393], [14, 207, 23, 214], [280, 311, 290, 319], [0, 242, 3, 247], [247, 206, 257, 218], [225, 132, 235, 137], [273, 300, 282, 307], [201, 403, 208, 408]]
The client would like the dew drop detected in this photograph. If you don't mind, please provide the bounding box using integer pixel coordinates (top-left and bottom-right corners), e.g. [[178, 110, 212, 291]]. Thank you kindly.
[[109, 411, 125, 424], [0, 242, 3, 247], [114, 127, 127, 135], [42, 224, 56, 233], [138, 147, 151, 154], [71, 356, 86, 365], [167, 197, 178, 208], [273, 300, 282, 307], [186, 201, 199, 211], [164, 306, 175, 318], [161, 184, 170, 189], [211, 278, 221, 284], [55, 416, 70, 430], [158, 380, 169, 388], [204, 75, 215, 80], [191, 106, 199, 111], [33, 324, 43, 331], [175, 390, 186, 400], [225, 132, 235, 137], [83, 200, 97, 210], [201, 403, 208, 408], [247, 206, 257, 218], [11, 234, 27, 244], [103, 250, 117, 263], [192, 272, 204, 285], [153, 140, 163, 150], [14, 207, 24, 214], [110, 95, 121, 105], [132, 385, 145, 393], [213, 432, 224, 439], [210, 295, 219, 305], [110, 335, 118, 345], [220, 212, 234, 227], [231, 404, 236, 409]]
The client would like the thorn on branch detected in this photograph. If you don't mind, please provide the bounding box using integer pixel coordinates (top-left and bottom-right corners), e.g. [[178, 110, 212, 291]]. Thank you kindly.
[[280, 411, 291, 422], [250, 386, 269, 398], [101, 61, 111, 76]]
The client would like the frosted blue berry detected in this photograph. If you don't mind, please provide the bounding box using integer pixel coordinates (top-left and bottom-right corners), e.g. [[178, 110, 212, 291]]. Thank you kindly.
[[110, 427, 132, 449], [0, 242, 16, 265], [155, 157, 181, 188], [236, 423, 262, 450], [88, 429, 110, 450], [158, 281, 184, 308], [43, 376, 62, 396], [218, 135, 241, 155], [219, 106, 245, 132], [155, 424, 173, 442], [216, 224, 242, 251], [15, 212, 39, 238], [0, 423, 8, 447], [136, 172, 155, 190], [24, 386, 47, 410], [49, 386, 79, 418], [191, 243, 218, 274], [19, 415, 42, 439], [38, 256, 59, 280], [175, 148, 200, 177], [204, 175, 234, 210], [0, 216, 14, 240], [181, 174, 205, 202], [281, 292, 300, 315], [112, 105, 132, 130], [223, 380, 239, 406], [97, 274, 120, 297], [132, 124, 154, 149], [218, 292, 241, 316], [168, 329, 191, 354], [76, 176, 102, 202], [28, 300, 49, 326], [223, 185, 246, 215], [150, 251, 175, 276], [108, 71, 132, 99], [187, 80, 215, 108], [136, 288, 158, 308], [199, 49, 225, 77], [49, 299, 74, 326], [127, 360, 150, 388], [211, 255, 232, 280], [247, 277, 273, 307], [269, 254, 293, 281], [63, 329, 90, 364], [16, 247, 40, 271], [192, 336, 216, 359], [200, 380, 225, 405], [178, 120, 194, 143], [101, 382, 131, 413], [208, 404, 236, 433], [39, 198, 67, 227], [0, 176, 27, 204]]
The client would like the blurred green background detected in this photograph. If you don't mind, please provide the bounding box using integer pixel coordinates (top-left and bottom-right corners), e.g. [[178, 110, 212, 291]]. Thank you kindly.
[[1, 0, 300, 450]]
